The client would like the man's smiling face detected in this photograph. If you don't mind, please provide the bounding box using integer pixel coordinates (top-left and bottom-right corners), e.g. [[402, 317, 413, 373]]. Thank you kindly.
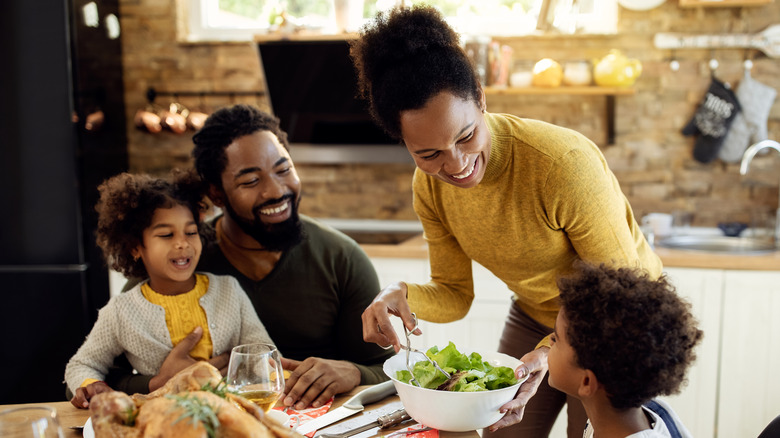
[[217, 130, 304, 252]]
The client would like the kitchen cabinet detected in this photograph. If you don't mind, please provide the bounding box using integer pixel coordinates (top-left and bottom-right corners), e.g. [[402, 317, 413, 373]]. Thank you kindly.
[[370, 256, 780, 438], [658, 268, 724, 438], [617, 267, 780, 438], [678, 0, 772, 7], [483, 86, 635, 145], [603, 267, 780, 438], [718, 270, 780, 437]]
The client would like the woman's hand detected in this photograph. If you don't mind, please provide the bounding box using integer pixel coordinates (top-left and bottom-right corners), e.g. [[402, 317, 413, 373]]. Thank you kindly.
[[70, 381, 112, 409], [488, 347, 550, 431], [361, 282, 420, 352]]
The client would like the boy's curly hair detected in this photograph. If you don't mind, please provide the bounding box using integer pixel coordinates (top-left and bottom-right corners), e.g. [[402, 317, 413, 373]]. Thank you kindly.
[[557, 261, 703, 410], [192, 104, 289, 189], [94, 169, 211, 279], [350, 5, 481, 139]]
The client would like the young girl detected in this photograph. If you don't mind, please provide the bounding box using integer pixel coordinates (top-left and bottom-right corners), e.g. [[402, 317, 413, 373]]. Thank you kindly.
[[65, 170, 273, 408]]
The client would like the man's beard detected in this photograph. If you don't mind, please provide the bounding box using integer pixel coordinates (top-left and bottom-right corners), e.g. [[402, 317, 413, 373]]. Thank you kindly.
[[223, 194, 305, 252]]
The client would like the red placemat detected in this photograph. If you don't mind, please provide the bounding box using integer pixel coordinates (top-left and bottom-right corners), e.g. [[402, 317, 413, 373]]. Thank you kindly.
[[385, 423, 439, 438], [273, 398, 334, 437]]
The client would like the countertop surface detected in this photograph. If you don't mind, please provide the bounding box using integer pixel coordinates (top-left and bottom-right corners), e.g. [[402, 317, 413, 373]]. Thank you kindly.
[[360, 234, 780, 271]]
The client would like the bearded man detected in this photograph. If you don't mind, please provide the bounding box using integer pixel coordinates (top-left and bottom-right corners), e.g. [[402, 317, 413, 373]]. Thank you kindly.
[[195, 104, 393, 409]]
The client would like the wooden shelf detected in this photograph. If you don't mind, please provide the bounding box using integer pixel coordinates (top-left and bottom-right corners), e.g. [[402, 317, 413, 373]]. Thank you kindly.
[[678, 0, 772, 7], [483, 85, 636, 95], [254, 33, 357, 42], [484, 86, 635, 145]]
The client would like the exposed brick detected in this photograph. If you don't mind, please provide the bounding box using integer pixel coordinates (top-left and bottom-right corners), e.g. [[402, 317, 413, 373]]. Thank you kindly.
[[119, 0, 780, 224]]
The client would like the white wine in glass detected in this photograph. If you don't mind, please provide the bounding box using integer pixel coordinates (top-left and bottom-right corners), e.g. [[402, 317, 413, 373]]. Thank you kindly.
[[227, 343, 284, 413]]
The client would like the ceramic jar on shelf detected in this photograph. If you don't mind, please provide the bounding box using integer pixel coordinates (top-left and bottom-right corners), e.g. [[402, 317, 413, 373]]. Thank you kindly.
[[593, 50, 642, 87], [562, 60, 593, 86]]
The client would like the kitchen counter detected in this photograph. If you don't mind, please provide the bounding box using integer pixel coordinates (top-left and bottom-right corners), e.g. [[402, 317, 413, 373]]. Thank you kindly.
[[360, 234, 780, 271]]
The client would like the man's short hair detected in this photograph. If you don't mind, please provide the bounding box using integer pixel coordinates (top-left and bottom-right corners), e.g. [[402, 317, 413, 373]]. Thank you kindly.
[[192, 104, 290, 188]]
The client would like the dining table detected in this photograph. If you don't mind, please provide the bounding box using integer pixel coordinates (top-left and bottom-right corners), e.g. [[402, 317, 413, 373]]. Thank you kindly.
[[0, 385, 480, 438]]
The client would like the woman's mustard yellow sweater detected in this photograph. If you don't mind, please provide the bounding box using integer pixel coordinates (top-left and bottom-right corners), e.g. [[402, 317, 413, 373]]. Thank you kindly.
[[407, 113, 662, 331]]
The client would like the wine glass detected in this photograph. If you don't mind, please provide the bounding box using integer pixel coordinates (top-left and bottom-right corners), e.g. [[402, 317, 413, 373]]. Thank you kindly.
[[227, 343, 284, 413], [0, 406, 64, 438]]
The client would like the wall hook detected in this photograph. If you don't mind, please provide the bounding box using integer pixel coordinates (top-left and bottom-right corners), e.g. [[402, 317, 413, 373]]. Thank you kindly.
[[669, 50, 680, 72], [708, 48, 719, 73], [708, 58, 719, 71], [146, 87, 158, 104]]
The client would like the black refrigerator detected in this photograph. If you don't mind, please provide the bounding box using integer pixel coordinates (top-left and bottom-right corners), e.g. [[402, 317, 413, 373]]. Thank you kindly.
[[0, 0, 128, 403]]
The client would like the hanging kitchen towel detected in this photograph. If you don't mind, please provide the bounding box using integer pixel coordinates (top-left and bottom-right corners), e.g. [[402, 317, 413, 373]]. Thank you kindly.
[[718, 73, 777, 163], [682, 77, 741, 163]]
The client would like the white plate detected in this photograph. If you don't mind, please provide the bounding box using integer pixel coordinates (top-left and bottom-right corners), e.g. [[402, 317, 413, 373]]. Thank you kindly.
[[82, 417, 94, 438], [618, 0, 666, 10]]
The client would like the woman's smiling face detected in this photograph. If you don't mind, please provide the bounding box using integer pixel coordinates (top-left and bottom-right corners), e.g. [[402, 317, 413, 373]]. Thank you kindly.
[[399, 90, 491, 189]]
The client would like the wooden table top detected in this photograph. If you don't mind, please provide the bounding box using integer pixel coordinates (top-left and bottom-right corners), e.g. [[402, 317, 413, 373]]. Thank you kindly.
[[0, 400, 86, 437], [0, 385, 479, 438]]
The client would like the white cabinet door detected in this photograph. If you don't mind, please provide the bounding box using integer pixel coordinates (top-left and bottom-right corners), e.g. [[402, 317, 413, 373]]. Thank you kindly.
[[718, 270, 780, 438], [371, 257, 430, 289], [660, 268, 724, 438]]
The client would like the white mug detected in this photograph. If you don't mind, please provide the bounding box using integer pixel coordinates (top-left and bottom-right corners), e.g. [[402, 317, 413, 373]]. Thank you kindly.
[[642, 213, 673, 238]]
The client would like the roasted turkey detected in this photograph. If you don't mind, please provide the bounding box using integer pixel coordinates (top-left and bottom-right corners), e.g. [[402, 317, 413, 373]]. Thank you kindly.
[[89, 362, 301, 438]]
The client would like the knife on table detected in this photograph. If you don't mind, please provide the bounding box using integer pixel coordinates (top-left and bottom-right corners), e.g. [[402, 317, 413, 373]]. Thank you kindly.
[[314, 409, 411, 438], [297, 380, 397, 435]]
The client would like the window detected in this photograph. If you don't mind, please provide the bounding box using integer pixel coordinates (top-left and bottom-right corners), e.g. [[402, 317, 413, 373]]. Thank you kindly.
[[185, 0, 616, 42]]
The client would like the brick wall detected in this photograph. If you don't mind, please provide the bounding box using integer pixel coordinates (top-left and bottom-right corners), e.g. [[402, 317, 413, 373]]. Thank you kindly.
[[119, 0, 780, 226]]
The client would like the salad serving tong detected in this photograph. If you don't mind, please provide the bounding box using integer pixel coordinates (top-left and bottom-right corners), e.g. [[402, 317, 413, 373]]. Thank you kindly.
[[383, 313, 451, 387]]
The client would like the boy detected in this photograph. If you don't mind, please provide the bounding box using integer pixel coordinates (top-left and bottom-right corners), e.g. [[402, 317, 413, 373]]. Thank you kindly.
[[548, 262, 702, 438]]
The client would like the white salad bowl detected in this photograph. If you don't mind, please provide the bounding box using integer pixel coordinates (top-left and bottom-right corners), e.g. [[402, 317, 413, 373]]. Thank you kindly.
[[383, 349, 526, 432]]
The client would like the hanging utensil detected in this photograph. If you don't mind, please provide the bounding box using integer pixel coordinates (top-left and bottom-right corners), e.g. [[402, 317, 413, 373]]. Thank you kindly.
[[654, 24, 780, 59]]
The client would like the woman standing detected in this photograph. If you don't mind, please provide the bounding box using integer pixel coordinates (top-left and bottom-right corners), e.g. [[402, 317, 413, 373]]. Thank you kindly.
[[353, 5, 662, 438]]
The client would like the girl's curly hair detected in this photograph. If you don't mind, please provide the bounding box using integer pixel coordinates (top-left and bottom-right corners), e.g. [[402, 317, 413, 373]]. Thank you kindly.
[[558, 261, 703, 410], [94, 169, 211, 279], [350, 5, 481, 139]]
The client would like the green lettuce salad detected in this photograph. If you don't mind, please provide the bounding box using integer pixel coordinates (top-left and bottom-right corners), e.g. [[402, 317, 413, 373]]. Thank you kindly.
[[395, 342, 518, 392]]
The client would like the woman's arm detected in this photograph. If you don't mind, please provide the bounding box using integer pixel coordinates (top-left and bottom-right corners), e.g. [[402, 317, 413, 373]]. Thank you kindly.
[[407, 173, 476, 323]]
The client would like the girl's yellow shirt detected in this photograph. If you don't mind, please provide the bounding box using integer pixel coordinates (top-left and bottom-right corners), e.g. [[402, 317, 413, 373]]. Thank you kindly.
[[141, 273, 212, 360], [80, 274, 212, 388]]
